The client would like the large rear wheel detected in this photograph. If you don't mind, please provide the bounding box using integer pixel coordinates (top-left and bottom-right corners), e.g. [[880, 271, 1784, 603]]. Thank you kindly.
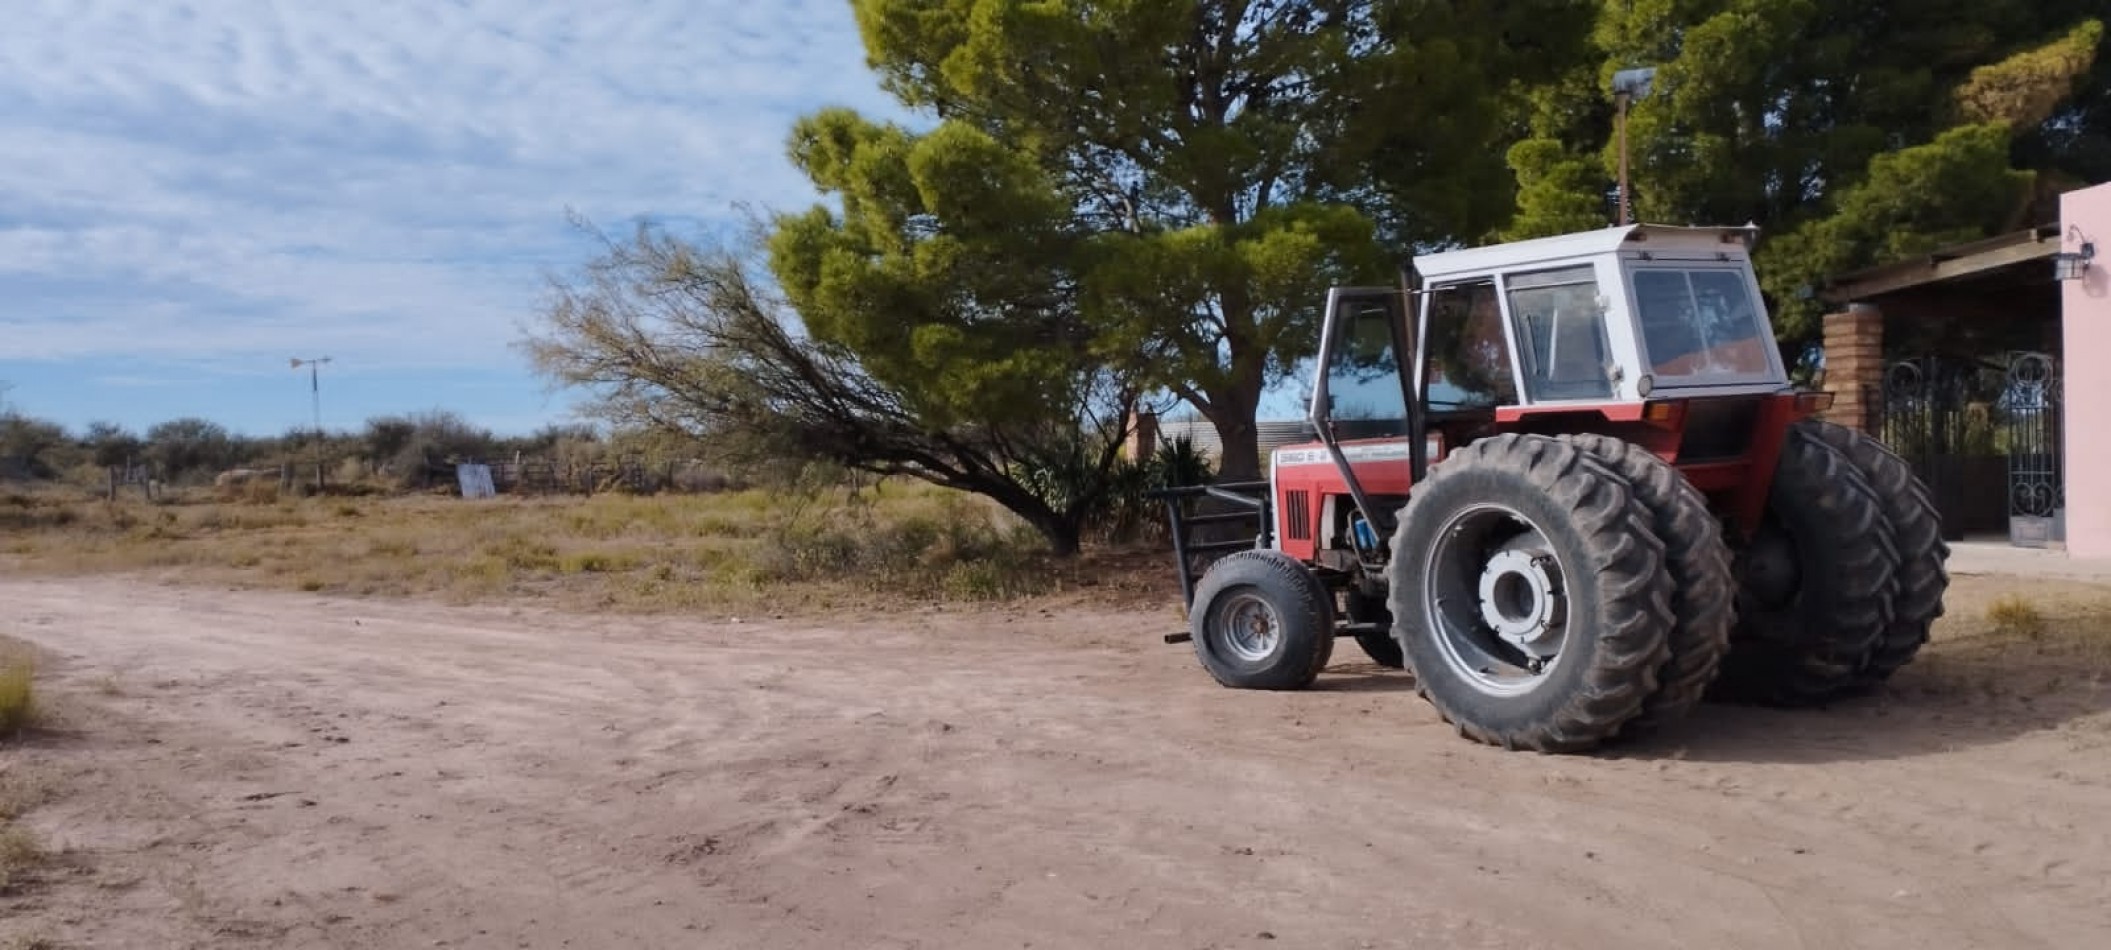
[[1713, 421, 1900, 705], [1558, 434, 1735, 737], [1800, 420, 1949, 687], [1388, 434, 1675, 752], [1189, 549, 1336, 690]]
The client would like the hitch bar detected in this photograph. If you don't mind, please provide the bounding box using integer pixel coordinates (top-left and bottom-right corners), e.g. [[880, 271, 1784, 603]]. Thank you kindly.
[[1161, 621, 1388, 646]]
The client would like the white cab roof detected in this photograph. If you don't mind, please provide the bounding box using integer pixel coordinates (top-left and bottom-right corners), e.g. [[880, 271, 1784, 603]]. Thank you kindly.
[[1412, 224, 1758, 283]]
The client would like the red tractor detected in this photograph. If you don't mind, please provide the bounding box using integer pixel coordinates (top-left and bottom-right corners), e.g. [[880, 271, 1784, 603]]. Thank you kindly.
[[1153, 223, 1947, 752]]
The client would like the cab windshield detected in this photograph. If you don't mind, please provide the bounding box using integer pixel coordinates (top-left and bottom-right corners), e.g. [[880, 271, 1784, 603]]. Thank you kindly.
[[1630, 267, 1774, 382]]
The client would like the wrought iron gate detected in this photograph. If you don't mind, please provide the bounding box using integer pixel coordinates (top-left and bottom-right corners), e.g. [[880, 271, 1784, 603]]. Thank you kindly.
[[2002, 352, 2063, 546], [1870, 352, 2063, 545]]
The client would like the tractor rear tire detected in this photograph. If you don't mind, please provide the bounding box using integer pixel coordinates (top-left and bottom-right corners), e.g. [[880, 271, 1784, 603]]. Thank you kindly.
[[1712, 422, 1900, 706], [1189, 549, 1336, 690], [1387, 434, 1675, 752], [1345, 589, 1406, 668], [1558, 434, 1735, 737], [1800, 420, 1950, 687]]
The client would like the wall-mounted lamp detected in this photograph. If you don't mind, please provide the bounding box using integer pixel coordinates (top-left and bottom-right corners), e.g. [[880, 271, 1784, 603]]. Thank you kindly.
[[2056, 243, 2094, 281], [2058, 226, 2096, 281]]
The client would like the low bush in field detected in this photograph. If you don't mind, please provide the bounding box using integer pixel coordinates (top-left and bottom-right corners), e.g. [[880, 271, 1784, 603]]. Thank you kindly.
[[748, 490, 1048, 599]]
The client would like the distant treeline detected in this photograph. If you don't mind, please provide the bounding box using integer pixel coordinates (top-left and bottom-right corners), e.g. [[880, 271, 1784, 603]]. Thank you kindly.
[[0, 408, 695, 491]]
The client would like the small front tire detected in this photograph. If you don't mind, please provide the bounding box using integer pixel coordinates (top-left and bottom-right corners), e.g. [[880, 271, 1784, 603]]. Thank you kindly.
[[1190, 550, 1336, 690]]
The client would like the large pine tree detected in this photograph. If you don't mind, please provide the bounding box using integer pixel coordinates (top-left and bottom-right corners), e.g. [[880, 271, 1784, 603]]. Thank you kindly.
[[782, 0, 1591, 481], [1505, 1, 2106, 344]]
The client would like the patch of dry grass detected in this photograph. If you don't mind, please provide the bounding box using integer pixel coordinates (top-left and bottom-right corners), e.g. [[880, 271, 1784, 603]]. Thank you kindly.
[[0, 823, 44, 893], [0, 655, 35, 740], [1984, 593, 2047, 640], [0, 637, 61, 917], [1906, 578, 2111, 698], [0, 639, 52, 887], [0, 768, 54, 823], [1, 934, 61, 950], [1, 482, 1175, 615]]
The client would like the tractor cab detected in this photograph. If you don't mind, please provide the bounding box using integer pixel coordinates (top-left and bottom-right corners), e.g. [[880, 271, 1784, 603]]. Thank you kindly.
[[1288, 224, 1806, 575]]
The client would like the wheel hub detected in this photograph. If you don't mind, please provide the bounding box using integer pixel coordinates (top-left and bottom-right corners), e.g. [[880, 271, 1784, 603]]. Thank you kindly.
[[1423, 503, 1576, 698], [1477, 548, 1565, 658], [1739, 529, 1799, 610], [1217, 593, 1283, 662]]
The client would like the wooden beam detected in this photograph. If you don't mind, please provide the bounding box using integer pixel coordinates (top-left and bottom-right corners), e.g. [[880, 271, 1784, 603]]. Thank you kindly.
[[1821, 238, 2059, 304]]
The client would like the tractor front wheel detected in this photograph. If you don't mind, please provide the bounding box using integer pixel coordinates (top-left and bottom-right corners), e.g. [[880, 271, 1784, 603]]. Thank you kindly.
[[1189, 550, 1336, 690], [1388, 434, 1676, 752]]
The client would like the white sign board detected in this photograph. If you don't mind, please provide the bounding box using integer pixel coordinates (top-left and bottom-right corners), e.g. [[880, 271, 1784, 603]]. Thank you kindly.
[[456, 463, 497, 499]]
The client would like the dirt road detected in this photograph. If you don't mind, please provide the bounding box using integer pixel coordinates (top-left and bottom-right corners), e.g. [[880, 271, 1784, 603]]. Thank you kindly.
[[5, 574, 2111, 949]]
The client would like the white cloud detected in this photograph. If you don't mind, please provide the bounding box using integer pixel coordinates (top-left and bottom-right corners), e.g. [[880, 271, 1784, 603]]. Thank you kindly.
[[0, 0, 903, 371]]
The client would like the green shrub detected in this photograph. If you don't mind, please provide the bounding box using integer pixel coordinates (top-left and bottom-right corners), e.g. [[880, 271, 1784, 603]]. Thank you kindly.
[[745, 488, 1045, 599]]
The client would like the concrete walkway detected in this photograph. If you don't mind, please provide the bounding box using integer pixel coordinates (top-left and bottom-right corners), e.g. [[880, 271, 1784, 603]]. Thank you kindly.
[[1947, 540, 2111, 581]]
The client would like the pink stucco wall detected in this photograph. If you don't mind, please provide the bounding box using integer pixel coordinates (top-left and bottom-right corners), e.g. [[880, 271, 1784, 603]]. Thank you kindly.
[[2061, 184, 2111, 557]]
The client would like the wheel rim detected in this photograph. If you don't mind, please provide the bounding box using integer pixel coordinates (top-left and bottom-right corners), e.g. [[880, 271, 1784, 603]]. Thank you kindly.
[[1422, 503, 1571, 696], [1211, 590, 1283, 662]]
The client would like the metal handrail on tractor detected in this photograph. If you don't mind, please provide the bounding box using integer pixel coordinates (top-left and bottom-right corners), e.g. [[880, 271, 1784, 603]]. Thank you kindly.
[[1145, 480, 1273, 609]]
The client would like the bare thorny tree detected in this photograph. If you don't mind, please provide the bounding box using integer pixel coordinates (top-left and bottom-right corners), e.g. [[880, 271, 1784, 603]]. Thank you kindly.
[[522, 222, 1144, 556]]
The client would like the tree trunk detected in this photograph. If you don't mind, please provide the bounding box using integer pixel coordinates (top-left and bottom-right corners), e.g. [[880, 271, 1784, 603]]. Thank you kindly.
[[1185, 383, 1267, 550], [1212, 414, 1261, 483], [975, 480, 1085, 558], [1019, 507, 1083, 558], [1199, 378, 1266, 483]]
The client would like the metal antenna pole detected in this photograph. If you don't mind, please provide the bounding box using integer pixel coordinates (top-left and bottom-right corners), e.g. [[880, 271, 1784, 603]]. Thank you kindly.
[[291, 357, 333, 493], [1616, 92, 1631, 226], [1610, 66, 1656, 228]]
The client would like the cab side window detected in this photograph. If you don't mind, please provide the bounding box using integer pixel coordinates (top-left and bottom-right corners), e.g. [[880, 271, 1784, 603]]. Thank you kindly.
[[1421, 281, 1518, 412], [1322, 295, 1410, 434], [1506, 265, 1614, 401]]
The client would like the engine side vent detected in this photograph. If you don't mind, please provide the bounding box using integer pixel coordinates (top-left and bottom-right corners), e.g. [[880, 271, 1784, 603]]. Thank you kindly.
[[1284, 490, 1312, 540]]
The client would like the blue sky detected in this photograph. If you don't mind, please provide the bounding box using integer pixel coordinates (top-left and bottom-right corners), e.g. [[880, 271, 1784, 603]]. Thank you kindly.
[[0, 0, 907, 437]]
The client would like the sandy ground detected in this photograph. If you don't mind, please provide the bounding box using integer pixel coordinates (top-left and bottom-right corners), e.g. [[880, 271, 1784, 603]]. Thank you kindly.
[[4, 574, 2111, 949]]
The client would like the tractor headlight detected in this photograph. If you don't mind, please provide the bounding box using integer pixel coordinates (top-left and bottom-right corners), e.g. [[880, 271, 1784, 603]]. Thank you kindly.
[[1635, 373, 1655, 397]]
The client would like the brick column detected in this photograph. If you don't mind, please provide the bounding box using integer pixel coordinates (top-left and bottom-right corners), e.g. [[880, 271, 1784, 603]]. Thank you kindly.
[[1820, 304, 1883, 432]]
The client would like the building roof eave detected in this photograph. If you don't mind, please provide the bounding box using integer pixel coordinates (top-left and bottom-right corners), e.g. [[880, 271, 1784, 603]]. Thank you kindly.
[[1818, 224, 2063, 306]]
